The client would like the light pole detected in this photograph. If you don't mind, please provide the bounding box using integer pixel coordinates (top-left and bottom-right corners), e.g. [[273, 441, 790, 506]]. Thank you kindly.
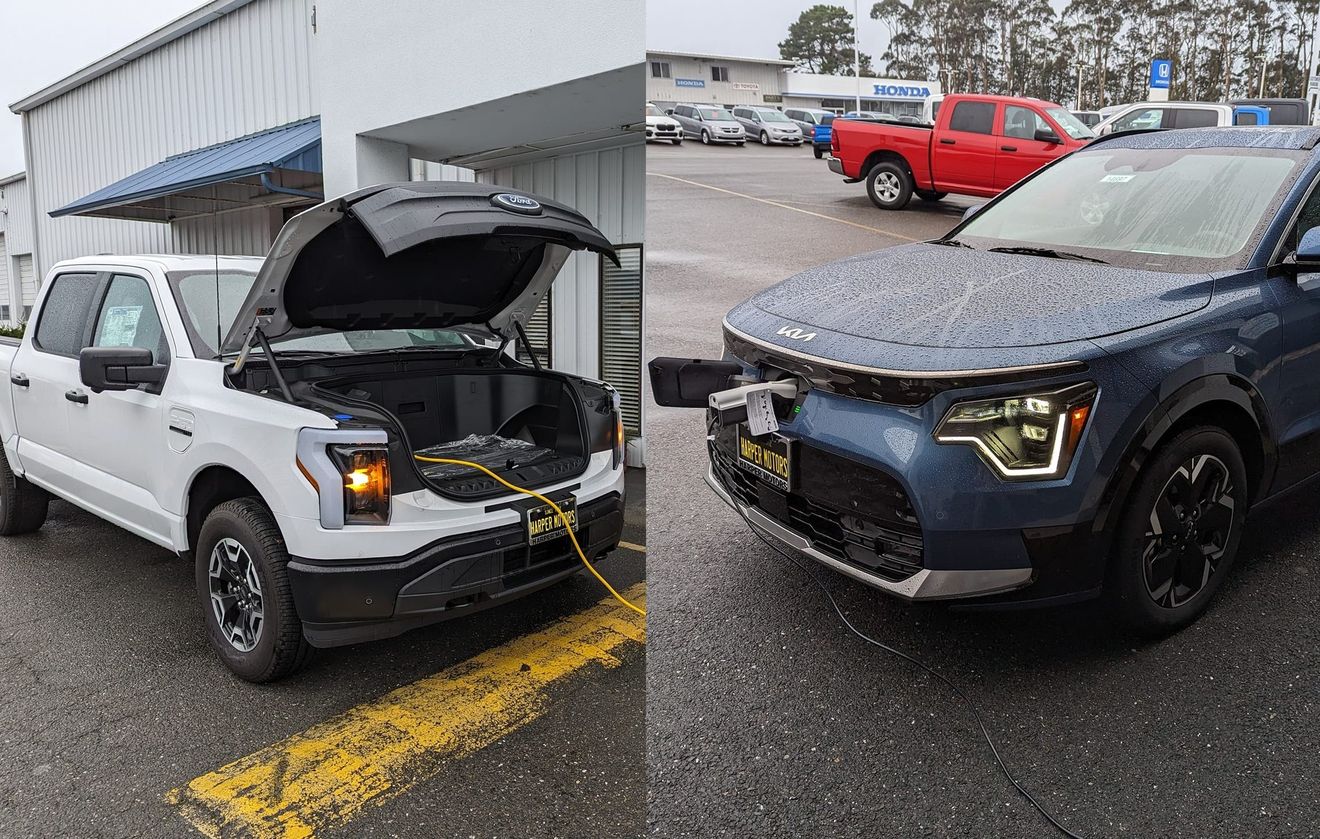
[[853, 0, 861, 112]]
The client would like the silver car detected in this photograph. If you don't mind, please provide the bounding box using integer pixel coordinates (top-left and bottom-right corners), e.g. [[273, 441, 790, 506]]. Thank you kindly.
[[669, 104, 745, 146], [731, 106, 804, 146]]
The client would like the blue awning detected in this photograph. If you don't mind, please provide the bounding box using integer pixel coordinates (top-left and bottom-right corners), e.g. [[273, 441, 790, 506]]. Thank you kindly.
[[51, 116, 322, 222]]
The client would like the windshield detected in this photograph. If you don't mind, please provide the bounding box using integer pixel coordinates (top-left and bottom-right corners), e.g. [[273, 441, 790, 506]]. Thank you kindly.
[[819, 113, 835, 126], [957, 147, 1300, 271], [1045, 107, 1095, 140], [698, 107, 734, 120], [646, 104, 664, 117], [168, 270, 475, 356], [759, 110, 791, 123]]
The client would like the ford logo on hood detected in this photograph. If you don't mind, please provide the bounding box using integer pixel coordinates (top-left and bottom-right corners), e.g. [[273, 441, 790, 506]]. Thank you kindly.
[[491, 193, 543, 215]]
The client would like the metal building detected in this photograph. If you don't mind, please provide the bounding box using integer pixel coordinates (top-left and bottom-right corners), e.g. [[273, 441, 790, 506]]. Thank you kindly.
[[0, 172, 36, 324], [7, 0, 646, 462]]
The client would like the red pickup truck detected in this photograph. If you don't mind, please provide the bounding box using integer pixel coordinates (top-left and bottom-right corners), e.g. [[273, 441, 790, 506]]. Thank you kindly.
[[828, 93, 1094, 210]]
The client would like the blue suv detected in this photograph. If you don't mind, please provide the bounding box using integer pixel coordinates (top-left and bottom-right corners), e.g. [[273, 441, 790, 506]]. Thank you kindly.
[[652, 127, 1320, 632]]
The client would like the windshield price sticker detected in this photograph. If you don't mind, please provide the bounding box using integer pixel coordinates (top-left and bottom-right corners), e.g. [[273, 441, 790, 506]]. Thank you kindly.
[[746, 388, 778, 436], [1101, 174, 1135, 183]]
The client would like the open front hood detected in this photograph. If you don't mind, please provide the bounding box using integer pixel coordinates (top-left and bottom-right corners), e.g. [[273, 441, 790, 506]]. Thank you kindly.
[[220, 181, 617, 354]]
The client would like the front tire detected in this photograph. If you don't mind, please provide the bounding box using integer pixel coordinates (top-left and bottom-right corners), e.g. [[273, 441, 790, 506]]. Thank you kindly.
[[700, 130, 710, 145], [1108, 427, 1247, 634], [196, 497, 311, 682], [0, 449, 49, 535], [865, 162, 913, 210], [760, 131, 770, 145], [671, 138, 682, 145]]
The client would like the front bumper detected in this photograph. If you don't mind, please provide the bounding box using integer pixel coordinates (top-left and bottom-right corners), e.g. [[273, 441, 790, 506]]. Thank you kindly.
[[287, 491, 625, 647], [647, 125, 681, 141], [706, 462, 1030, 601], [765, 133, 803, 145], [710, 132, 745, 144]]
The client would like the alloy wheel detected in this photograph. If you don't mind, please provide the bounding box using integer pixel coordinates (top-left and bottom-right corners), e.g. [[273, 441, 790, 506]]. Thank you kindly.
[[1143, 453, 1235, 609], [208, 537, 265, 652], [760, 131, 769, 145], [874, 172, 901, 203]]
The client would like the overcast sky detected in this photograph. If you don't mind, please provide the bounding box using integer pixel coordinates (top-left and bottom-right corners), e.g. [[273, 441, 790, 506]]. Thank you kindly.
[[0, 0, 200, 175]]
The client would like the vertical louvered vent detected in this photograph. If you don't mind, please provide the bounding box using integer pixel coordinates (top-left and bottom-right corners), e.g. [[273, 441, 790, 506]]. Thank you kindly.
[[517, 294, 552, 367], [600, 245, 643, 435]]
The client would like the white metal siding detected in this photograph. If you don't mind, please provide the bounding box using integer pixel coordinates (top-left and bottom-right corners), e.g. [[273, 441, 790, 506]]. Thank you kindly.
[[21, 0, 318, 274], [16, 256, 35, 320], [0, 235, 9, 324], [647, 55, 789, 107], [0, 176, 34, 256]]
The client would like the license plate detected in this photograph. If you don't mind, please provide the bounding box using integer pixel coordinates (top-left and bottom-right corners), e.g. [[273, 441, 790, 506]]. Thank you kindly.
[[526, 498, 578, 545], [736, 426, 792, 491]]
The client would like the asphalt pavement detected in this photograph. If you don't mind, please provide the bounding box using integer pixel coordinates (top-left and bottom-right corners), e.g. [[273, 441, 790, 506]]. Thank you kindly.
[[644, 141, 1320, 838], [0, 470, 645, 838]]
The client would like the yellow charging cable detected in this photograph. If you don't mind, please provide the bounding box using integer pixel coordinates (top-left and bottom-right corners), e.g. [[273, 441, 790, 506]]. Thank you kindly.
[[413, 455, 645, 617]]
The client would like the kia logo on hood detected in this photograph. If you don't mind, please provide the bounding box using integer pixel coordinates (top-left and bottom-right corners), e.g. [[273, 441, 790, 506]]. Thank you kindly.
[[491, 193, 543, 215]]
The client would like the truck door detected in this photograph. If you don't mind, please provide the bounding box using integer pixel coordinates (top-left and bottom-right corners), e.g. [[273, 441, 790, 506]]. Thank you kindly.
[[931, 100, 999, 195], [994, 104, 1064, 191], [9, 270, 102, 497], [61, 272, 174, 545]]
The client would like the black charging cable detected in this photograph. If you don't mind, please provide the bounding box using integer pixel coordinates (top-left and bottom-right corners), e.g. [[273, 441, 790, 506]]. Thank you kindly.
[[728, 496, 1086, 839]]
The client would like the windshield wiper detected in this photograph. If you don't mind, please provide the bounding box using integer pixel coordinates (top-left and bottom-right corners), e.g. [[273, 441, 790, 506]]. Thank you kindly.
[[931, 237, 975, 249], [987, 246, 1108, 264]]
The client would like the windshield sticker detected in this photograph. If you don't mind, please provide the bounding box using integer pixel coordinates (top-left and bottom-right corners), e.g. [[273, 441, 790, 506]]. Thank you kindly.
[[1101, 174, 1135, 183], [100, 305, 143, 347]]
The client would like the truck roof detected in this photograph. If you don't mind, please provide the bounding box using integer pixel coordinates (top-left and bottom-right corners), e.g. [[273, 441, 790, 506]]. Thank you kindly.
[[1094, 125, 1320, 151], [49, 254, 265, 273]]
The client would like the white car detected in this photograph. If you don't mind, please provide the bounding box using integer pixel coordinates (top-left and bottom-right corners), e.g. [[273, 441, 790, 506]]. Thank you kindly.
[[646, 102, 682, 144], [1094, 101, 1233, 135], [0, 182, 627, 682]]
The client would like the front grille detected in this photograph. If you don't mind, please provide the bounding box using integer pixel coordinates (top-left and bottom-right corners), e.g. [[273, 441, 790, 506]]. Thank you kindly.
[[710, 427, 924, 582], [723, 325, 1086, 408]]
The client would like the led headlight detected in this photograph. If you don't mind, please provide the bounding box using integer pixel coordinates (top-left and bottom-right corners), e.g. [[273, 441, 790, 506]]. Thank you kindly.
[[933, 382, 1097, 480], [329, 444, 391, 524]]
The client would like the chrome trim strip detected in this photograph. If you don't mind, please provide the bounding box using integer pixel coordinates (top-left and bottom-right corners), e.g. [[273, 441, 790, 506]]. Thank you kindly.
[[705, 465, 1032, 601], [722, 319, 1084, 380]]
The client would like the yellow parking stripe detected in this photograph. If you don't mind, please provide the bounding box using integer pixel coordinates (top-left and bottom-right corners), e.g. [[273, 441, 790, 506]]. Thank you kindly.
[[165, 583, 646, 839], [617, 540, 647, 553]]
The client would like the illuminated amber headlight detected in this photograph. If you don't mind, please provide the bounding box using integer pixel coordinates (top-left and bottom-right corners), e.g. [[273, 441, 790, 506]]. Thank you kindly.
[[330, 444, 391, 524], [934, 382, 1097, 480]]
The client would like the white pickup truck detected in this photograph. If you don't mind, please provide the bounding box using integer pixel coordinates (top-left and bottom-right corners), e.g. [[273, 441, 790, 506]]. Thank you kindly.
[[0, 182, 627, 682]]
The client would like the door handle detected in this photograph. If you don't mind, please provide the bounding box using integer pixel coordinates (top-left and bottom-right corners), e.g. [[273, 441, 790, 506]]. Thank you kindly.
[[65, 389, 88, 405], [939, 138, 956, 145], [10, 374, 28, 388], [1000, 145, 1018, 152]]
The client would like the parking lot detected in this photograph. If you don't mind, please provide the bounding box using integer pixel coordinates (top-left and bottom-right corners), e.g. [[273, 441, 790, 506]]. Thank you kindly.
[[645, 141, 1320, 837], [0, 474, 644, 838]]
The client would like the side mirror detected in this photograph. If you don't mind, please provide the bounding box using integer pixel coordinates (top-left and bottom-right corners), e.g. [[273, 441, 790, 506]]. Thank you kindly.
[[1034, 128, 1063, 144], [961, 204, 984, 223], [665, 109, 674, 115], [80, 346, 166, 393], [1298, 228, 1320, 266]]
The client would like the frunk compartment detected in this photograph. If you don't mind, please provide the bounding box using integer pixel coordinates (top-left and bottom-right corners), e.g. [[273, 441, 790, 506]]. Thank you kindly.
[[319, 369, 589, 500]]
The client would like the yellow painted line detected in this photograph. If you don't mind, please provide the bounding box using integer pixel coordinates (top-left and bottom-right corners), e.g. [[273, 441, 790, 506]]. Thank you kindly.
[[617, 540, 646, 553], [647, 171, 920, 242], [166, 583, 646, 839]]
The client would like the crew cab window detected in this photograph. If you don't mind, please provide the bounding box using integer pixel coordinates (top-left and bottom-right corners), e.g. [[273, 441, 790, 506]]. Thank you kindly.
[[92, 274, 168, 362], [33, 272, 99, 357], [948, 101, 996, 135], [1112, 107, 1167, 131], [1002, 105, 1049, 140], [1173, 108, 1219, 129]]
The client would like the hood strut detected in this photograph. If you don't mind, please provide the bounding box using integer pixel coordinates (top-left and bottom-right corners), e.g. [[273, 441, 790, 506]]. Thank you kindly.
[[228, 313, 295, 404], [513, 321, 543, 370]]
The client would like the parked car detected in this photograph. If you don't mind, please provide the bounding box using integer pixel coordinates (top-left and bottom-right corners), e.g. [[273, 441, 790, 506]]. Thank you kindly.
[[828, 93, 1093, 209], [731, 106, 804, 146], [646, 102, 683, 144], [841, 111, 895, 122], [784, 107, 837, 158], [1232, 98, 1310, 125], [0, 182, 627, 682], [1234, 105, 1270, 126], [651, 125, 1320, 633], [669, 103, 745, 145], [921, 93, 945, 125], [1095, 101, 1233, 135], [1072, 110, 1102, 127]]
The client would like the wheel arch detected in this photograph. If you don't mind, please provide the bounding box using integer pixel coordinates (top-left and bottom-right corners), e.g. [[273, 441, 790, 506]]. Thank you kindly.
[[184, 464, 274, 556], [860, 149, 913, 182]]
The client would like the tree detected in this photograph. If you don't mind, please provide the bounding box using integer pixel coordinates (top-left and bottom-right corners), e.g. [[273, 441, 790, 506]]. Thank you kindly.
[[780, 5, 875, 75]]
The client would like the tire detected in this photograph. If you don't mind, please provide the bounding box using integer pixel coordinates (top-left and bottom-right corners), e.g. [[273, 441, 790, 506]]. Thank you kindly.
[[916, 190, 948, 202], [760, 131, 770, 145], [671, 138, 682, 145], [865, 162, 914, 210], [1107, 427, 1248, 635], [700, 130, 710, 145], [0, 448, 49, 536], [196, 497, 311, 682], [736, 142, 745, 147], [813, 147, 824, 159]]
